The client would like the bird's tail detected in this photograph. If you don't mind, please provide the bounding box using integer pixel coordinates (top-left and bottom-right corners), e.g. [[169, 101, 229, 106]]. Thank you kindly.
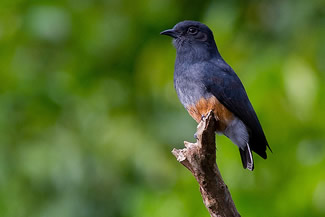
[[239, 143, 254, 171]]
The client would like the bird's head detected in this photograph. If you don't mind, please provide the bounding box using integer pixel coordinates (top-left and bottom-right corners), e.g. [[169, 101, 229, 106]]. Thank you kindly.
[[160, 20, 219, 60]]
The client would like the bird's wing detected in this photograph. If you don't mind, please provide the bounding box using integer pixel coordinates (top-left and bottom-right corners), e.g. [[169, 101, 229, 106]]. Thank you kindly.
[[202, 63, 270, 158]]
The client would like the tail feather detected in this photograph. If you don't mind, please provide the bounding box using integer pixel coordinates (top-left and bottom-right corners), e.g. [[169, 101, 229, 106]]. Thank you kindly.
[[239, 143, 254, 171]]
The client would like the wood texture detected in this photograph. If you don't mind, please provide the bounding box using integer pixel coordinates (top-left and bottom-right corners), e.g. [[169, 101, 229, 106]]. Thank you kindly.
[[172, 111, 241, 217]]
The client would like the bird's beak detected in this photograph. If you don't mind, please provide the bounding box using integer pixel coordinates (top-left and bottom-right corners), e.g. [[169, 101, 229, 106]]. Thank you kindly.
[[160, 29, 178, 38]]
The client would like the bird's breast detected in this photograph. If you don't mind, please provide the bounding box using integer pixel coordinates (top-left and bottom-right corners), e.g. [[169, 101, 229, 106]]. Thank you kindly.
[[174, 65, 234, 131], [187, 96, 235, 132]]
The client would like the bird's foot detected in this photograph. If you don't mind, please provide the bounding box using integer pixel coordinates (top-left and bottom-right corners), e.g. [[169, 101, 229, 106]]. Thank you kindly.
[[201, 115, 206, 121], [194, 132, 198, 140]]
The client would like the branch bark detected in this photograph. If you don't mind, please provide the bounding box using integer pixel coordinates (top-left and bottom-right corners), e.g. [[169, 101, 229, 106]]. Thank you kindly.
[[172, 111, 241, 217]]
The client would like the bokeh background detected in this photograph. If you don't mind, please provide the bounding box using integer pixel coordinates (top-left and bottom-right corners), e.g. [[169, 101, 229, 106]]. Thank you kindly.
[[1, 0, 325, 216]]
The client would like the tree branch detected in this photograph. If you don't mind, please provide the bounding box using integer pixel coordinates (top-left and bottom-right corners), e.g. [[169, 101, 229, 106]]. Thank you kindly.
[[172, 111, 241, 217]]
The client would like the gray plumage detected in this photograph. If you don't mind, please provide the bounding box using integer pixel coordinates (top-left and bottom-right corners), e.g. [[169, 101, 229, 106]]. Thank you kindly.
[[161, 21, 271, 170]]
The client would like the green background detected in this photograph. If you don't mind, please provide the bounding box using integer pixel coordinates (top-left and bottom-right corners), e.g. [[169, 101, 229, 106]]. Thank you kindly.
[[1, 0, 325, 216]]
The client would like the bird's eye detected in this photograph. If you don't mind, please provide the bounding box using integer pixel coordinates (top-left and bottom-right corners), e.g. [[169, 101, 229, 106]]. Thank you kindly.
[[187, 27, 198, 34]]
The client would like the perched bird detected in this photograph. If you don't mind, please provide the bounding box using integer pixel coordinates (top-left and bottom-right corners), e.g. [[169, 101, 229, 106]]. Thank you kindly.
[[161, 21, 271, 171]]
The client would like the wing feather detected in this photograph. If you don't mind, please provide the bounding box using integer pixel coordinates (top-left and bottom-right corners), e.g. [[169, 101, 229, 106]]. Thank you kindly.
[[202, 62, 270, 158]]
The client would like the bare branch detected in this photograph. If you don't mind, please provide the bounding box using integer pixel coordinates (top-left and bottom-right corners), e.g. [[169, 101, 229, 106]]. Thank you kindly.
[[172, 111, 241, 217]]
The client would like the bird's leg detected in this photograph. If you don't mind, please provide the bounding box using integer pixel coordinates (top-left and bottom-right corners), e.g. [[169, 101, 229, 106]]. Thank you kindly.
[[194, 114, 209, 139]]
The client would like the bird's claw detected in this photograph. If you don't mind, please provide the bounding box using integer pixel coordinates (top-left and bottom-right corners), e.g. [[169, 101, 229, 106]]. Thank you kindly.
[[194, 132, 198, 140]]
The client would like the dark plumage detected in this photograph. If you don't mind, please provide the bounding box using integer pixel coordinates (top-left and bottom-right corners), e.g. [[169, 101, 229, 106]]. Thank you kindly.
[[161, 21, 271, 170]]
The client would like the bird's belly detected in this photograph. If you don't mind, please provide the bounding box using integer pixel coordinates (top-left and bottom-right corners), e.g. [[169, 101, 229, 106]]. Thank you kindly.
[[186, 96, 235, 132]]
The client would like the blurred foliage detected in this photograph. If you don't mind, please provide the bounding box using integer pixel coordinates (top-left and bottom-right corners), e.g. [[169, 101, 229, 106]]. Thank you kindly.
[[0, 0, 325, 216]]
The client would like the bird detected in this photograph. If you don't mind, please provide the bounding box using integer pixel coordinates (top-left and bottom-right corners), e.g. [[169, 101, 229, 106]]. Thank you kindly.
[[160, 20, 271, 171]]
